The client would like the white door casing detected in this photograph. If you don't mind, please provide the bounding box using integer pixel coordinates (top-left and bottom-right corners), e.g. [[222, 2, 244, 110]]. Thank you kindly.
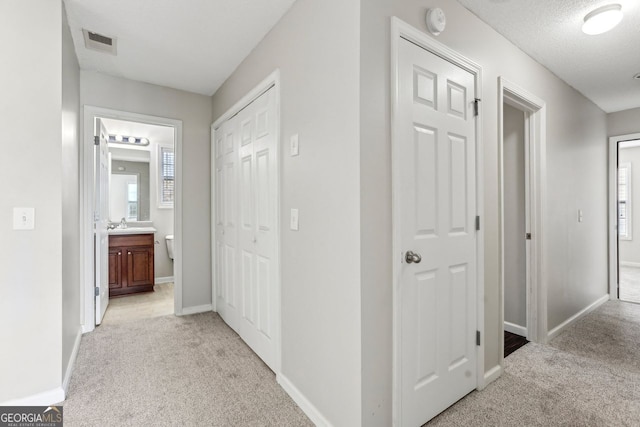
[[214, 85, 278, 370], [95, 118, 110, 325], [392, 20, 484, 426]]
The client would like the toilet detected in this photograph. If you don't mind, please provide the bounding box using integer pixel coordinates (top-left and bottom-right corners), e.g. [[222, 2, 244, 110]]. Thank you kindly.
[[165, 235, 174, 260]]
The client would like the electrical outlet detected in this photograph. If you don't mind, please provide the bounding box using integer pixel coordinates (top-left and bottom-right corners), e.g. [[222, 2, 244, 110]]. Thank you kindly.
[[13, 207, 35, 230]]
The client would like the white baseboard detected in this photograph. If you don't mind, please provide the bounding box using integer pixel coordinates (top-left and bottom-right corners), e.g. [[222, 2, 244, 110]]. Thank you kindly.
[[619, 261, 640, 268], [180, 304, 212, 316], [1, 387, 65, 406], [277, 374, 332, 427], [62, 329, 82, 395], [155, 276, 174, 284], [547, 294, 609, 341], [482, 365, 502, 389], [504, 321, 527, 337]]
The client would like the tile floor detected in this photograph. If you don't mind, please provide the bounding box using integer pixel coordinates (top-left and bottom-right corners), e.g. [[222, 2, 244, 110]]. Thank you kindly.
[[101, 282, 174, 325], [619, 266, 640, 304]]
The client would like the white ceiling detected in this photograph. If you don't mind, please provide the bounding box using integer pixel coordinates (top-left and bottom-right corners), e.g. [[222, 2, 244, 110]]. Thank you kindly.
[[64, 0, 297, 96], [456, 0, 640, 113]]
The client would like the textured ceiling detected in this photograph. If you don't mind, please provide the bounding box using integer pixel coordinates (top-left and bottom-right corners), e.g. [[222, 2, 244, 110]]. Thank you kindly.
[[456, 0, 640, 113], [64, 0, 297, 96]]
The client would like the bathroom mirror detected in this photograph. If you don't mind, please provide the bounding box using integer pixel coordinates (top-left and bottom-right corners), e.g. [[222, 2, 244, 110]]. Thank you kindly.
[[109, 147, 151, 221]]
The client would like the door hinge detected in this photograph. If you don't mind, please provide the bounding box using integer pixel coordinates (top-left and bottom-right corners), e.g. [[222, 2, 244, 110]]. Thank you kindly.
[[476, 330, 481, 346], [525, 232, 532, 240], [94, 135, 100, 145], [475, 215, 480, 231], [474, 98, 481, 117], [95, 287, 100, 297]]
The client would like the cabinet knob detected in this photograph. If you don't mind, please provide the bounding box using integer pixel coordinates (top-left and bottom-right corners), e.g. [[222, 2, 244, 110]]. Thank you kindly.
[[118, 252, 122, 256], [128, 251, 132, 255]]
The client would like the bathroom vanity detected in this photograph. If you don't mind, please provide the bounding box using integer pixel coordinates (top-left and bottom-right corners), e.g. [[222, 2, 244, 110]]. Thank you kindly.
[[108, 229, 155, 297]]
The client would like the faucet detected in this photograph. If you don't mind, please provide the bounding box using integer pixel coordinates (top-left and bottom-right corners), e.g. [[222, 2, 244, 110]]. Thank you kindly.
[[120, 217, 128, 229]]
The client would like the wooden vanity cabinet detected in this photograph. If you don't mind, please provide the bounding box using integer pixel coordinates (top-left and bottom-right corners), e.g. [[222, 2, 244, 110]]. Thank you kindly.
[[108, 234, 155, 297]]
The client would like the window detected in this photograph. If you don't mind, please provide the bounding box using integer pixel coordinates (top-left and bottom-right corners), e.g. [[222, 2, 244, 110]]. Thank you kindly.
[[127, 182, 138, 220], [158, 144, 174, 208], [619, 163, 631, 240]]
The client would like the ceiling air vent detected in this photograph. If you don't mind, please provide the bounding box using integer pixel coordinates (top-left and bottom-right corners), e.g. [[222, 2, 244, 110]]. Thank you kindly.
[[82, 29, 117, 55]]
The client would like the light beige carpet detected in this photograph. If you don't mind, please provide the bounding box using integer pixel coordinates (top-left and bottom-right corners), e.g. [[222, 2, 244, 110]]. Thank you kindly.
[[62, 312, 312, 426], [427, 300, 640, 426]]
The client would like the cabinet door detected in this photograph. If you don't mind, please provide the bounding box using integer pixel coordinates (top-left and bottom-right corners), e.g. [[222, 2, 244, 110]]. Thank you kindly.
[[108, 248, 123, 290], [126, 246, 154, 287]]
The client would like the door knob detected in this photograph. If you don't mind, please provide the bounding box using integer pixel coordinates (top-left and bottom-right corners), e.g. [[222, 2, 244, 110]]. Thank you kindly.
[[405, 250, 422, 264]]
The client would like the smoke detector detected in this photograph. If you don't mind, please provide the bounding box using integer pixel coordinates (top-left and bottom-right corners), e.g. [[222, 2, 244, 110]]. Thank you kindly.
[[82, 29, 117, 55]]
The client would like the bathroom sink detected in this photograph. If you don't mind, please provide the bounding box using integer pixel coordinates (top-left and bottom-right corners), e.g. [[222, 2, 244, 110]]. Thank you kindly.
[[108, 226, 156, 235]]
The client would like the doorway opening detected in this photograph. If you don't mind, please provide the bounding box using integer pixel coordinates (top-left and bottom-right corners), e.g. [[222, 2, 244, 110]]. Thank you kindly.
[[608, 135, 640, 304], [82, 107, 183, 332], [498, 78, 547, 361]]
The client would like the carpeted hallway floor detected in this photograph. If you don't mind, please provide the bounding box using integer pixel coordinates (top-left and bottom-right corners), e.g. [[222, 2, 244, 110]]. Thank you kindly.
[[61, 312, 312, 426], [63, 301, 640, 426], [427, 301, 640, 426]]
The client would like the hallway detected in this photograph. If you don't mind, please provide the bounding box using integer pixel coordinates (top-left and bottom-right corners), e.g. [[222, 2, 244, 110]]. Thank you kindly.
[[62, 313, 311, 426]]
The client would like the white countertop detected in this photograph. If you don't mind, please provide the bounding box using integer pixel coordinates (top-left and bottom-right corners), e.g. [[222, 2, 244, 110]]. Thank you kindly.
[[108, 226, 156, 235]]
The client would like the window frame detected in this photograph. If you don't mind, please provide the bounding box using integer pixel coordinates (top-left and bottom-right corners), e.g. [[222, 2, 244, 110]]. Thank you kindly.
[[157, 142, 175, 209]]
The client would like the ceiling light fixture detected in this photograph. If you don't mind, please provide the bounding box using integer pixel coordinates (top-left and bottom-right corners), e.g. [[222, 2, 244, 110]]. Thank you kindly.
[[108, 135, 150, 146], [582, 4, 623, 35]]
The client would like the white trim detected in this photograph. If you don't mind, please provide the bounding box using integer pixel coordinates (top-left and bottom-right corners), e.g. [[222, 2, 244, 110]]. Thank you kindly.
[[620, 261, 640, 268], [181, 304, 213, 316], [1, 388, 66, 406], [155, 276, 175, 284], [390, 17, 484, 424], [211, 69, 282, 374], [608, 133, 640, 301], [498, 77, 547, 357], [504, 321, 527, 337], [546, 294, 609, 341], [62, 329, 82, 394], [276, 374, 332, 427], [81, 107, 184, 332], [482, 365, 502, 389], [618, 162, 632, 240], [619, 139, 640, 149]]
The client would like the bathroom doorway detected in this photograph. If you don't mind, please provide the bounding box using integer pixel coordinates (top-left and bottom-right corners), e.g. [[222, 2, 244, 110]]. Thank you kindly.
[[82, 107, 183, 331]]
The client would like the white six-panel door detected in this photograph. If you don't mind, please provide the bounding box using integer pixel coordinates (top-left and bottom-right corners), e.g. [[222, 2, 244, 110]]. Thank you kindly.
[[95, 118, 110, 325], [397, 37, 478, 426], [215, 86, 278, 370]]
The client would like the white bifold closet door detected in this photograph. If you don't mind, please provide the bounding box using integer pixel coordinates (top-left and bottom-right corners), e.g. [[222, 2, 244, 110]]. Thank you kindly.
[[215, 86, 277, 370]]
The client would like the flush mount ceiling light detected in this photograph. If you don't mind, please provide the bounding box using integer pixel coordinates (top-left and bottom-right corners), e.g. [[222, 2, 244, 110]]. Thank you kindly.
[[582, 4, 623, 35]]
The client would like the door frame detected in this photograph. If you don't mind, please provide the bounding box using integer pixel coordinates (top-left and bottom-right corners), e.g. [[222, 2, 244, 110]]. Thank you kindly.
[[608, 132, 640, 301], [498, 78, 547, 357], [210, 69, 282, 373], [390, 17, 484, 425], [81, 106, 184, 332]]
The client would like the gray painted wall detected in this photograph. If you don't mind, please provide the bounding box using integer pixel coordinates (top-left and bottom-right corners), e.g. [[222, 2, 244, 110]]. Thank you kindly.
[[0, 0, 67, 403], [618, 147, 640, 264], [61, 0, 82, 392], [81, 71, 212, 309], [211, 0, 362, 425], [503, 104, 526, 328], [360, 0, 608, 424], [608, 107, 640, 137]]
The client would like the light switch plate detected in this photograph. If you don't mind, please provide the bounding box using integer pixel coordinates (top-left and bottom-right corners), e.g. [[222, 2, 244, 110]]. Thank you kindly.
[[290, 134, 299, 157], [290, 208, 299, 231], [13, 207, 35, 230]]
